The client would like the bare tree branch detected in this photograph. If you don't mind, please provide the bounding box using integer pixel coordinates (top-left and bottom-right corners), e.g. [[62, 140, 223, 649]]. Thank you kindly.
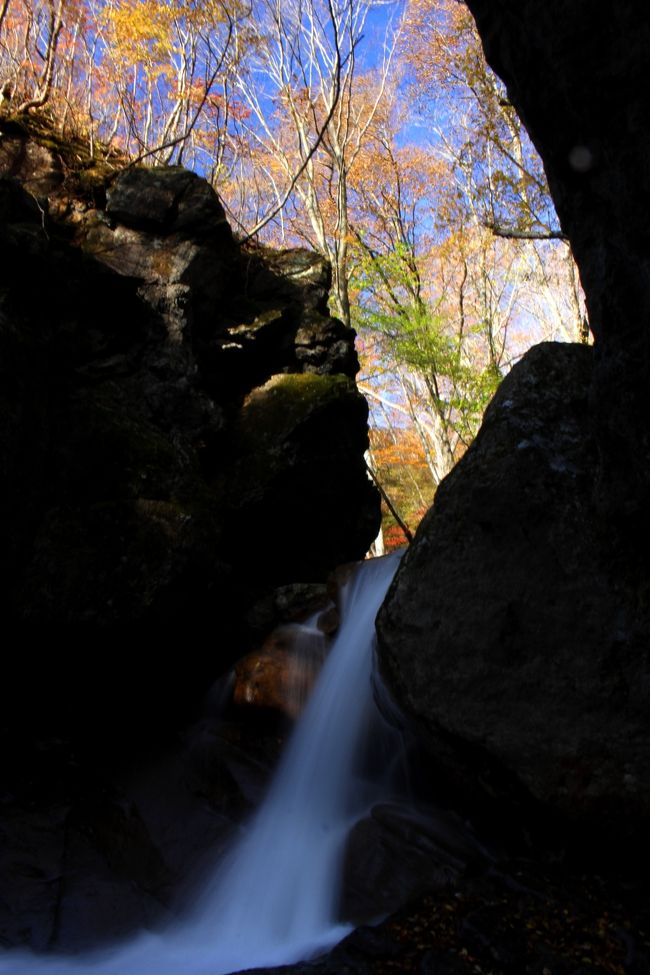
[[126, 4, 236, 168], [0, 0, 12, 39], [365, 458, 413, 544], [241, 0, 344, 242], [16, 0, 64, 113], [486, 222, 567, 241]]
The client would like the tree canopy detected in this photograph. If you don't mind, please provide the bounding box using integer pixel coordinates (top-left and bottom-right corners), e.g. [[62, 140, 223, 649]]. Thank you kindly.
[[0, 0, 587, 545]]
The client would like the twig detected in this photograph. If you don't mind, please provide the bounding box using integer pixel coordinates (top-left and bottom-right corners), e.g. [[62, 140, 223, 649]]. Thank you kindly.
[[241, 0, 343, 242], [126, 6, 235, 169], [365, 459, 413, 544], [485, 221, 567, 241]]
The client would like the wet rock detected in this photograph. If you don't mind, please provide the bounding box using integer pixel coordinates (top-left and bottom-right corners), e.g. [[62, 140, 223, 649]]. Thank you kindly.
[[316, 604, 340, 636], [233, 624, 327, 720], [0, 783, 171, 952], [341, 802, 483, 924], [182, 721, 271, 813], [0, 803, 68, 950], [52, 795, 172, 950], [273, 582, 331, 623], [245, 580, 336, 638], [0, 712, 285, 953]]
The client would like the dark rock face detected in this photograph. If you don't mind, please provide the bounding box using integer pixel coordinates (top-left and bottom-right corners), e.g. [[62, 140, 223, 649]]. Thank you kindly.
[[341, 801, 484, 924], [0, 134, 379, 950], [375, 1, 650, 860], [0, 711, 281, 951], [230, 373, 378, 583], [377, 343, 650, 847], [0, 128, 379, 732], [464, 0, 650, 534], [0, 130, 380, 952]]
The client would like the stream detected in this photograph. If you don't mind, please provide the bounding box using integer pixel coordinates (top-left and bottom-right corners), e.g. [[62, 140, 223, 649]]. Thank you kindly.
[[0, 552, 403, 975]]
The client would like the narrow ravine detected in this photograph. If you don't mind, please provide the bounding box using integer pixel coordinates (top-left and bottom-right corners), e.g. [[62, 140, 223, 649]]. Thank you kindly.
[[0, 552, 402, 975]]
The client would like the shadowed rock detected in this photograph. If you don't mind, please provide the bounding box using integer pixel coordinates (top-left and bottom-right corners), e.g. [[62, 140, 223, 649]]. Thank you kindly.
[[0, 129, 379, 738], [377, 343, 650, 852]]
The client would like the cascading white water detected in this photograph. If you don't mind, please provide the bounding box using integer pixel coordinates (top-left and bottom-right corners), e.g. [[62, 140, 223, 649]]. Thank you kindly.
[[0, 551, 402, 975]]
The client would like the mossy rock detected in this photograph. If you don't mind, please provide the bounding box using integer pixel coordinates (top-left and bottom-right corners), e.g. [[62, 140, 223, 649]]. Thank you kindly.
[[235, 372, 359, 481], [227, 372, 380, 582], [77, 160, 114, 195]]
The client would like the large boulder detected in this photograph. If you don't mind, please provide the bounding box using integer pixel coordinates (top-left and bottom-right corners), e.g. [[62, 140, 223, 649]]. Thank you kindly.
[[0, 124, 379, 737], [377, 342, 650, 850], [228, 373, 378, 583], [378, 1, 650, 859], [0, 123, 380, 953]]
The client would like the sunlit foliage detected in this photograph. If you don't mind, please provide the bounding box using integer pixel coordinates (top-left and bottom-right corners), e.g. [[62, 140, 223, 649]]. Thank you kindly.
[[0, 0, 587, 542]]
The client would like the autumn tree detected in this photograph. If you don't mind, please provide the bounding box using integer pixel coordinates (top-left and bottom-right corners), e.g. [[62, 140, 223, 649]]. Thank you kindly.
[[222, 0, 402, 327], [0, 0, 71, 113], [0, 0, 588, 544], [346, 0, 587, 535], [348, 136, 502, 489], [89, 0, 245, 167], [0, 0, 247, 175], [402, 0, 586, 338]]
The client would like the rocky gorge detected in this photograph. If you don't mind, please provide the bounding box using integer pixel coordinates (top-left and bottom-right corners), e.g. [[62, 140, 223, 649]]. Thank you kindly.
[[2, 1, 650, 973], [0, 116, 382, 956], [0, 116, 379, 735]]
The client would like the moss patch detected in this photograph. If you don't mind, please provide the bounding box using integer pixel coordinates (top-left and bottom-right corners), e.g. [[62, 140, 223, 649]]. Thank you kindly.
[[239, 372, 356, 447]]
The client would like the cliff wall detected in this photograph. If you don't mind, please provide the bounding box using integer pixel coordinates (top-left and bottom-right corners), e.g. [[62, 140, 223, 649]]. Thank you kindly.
[[0, 118, 380, 732]]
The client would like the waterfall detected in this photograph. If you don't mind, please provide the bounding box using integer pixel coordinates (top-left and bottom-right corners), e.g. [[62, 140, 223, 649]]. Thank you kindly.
[[0, 551, 402, 975]]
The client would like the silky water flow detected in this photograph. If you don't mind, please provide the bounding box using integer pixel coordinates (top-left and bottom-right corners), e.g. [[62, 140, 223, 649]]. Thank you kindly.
[[0, 551, 403, 975]]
